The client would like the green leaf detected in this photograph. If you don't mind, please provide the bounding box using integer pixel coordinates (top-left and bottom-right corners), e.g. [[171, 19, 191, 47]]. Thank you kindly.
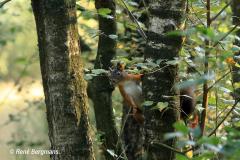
[[196, 26, 215, 37], [164, 132, 184, 140], [142, 101, 154, 106], [108, 34, 118, 40], [176, 154, 189, 160], [84, 74, 94, 81], [166, 59, 180, 65], [98, 8, 113, 19], [151, 102, 168, 111], [95, 131, 105, 144], [198, 136, 221, 146], [76, 4, 86, 11], [91, 69, 108, 75], [174, 121, 189, 135], [81, 10, 95, 20], [15, 57, 28, 64]]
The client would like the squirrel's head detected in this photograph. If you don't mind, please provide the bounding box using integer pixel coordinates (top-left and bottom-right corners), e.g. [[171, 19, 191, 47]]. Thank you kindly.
[[109, 62, 126, 85]]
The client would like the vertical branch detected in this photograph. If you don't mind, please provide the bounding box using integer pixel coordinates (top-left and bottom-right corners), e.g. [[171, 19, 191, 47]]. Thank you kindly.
[[88, 0, 123, 160], [119, 1, 147, 160], [200, 0, 211, 136], [214, 89, 218, 136]]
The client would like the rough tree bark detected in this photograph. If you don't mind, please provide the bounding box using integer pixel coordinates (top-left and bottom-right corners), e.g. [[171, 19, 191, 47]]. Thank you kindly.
[[121, 1, 148, 160], [143, 0, 186, 159], [231, 0, 240, 128], [122, 106, 144, 160], [88, 0, 121, 159], [232, 0, 240, 90], [31, 0, 95, 159]]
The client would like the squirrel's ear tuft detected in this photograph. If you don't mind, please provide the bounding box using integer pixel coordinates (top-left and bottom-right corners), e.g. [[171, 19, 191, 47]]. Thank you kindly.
[[117, 62, 125, 71]]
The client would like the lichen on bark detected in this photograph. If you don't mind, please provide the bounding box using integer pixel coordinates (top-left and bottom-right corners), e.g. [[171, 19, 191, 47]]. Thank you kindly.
[[143, 0, 186, 159], [31, 0, 95, 159]]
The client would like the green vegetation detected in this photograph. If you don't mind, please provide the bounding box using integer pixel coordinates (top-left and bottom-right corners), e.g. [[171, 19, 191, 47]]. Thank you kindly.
[[1, 0, 240, 159]]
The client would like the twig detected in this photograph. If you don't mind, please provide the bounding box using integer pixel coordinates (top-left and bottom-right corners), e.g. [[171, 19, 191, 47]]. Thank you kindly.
[[207, 70, 232, 91], [183, 58, 202, 76], [0, 99, 44, 129], [216, 105, 229, 120], [116, 106, 131, 159], [0, 54, 37, 106], [118, 0, 147, 41], [0, 0, 11, 8], [116, 145, 128, 160], [210, 0, 233, 22], [190, 4, 205, 26], [208, 99, 240, 137], [214, 88, 218, 136], [213, 23, 240, 47], [151, 142, 185, 155], [0, 107, 29, 128]]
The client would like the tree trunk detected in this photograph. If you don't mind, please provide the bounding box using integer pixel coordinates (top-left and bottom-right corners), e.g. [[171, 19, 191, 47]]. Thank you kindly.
[[231, 0, 240, 128], [88, 0, 121, 159], [122, 105, 144, 160], [120, 1, 148, 160], [232, 0, 240, 85], [31, 0, 95, 159], [143, 0, 186, 159]]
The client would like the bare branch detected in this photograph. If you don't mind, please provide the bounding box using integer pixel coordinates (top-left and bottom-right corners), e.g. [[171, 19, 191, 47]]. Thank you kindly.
[[0, 0, 12, 8], [213, 23, 240, 47], [118, 0, 147, 41], [207, 70, 232, 91], [211, 0, 233, 22], [190, 4, 205, 26], [208, 99, 240, 137], [183, 58, 202, 76], [151, 142, 186, 155]]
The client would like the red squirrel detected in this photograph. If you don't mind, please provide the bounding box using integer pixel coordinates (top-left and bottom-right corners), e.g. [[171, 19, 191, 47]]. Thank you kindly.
[[109, 62, 198, 127], [109, 63, 145, 123]]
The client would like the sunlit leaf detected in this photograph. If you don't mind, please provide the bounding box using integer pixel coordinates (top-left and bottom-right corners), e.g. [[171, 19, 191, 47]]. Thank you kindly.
[[174, 121, 189, 135], [84, 74, 94, 81], [142, 101, 154, 106], [164, 132, 184, 140], [150, 102, 168, 111], [91, 69, 108, 75], [98, 8, 113, 19], [106, 149, 118, 158], [108, 34, 118, 40]]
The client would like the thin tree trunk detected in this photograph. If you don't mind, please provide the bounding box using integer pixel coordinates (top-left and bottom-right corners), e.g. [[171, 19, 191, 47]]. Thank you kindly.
[[88, 0, 121, 159], [31, 0, 95, 159], [200, 0, 211, 136], [143, 1, 186, 159], [121, 1, 148, 160]]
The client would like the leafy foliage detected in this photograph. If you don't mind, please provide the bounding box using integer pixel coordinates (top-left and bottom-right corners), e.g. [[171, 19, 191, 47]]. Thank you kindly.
[[1, 0, 240, 159]]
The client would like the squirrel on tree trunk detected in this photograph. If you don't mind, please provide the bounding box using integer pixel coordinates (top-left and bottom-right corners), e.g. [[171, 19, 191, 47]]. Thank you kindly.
[[109, 62, 198, 127]]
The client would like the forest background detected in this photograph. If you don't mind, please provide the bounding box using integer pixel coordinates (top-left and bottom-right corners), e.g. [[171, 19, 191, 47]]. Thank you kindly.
[[1, 0, 240, 160]]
